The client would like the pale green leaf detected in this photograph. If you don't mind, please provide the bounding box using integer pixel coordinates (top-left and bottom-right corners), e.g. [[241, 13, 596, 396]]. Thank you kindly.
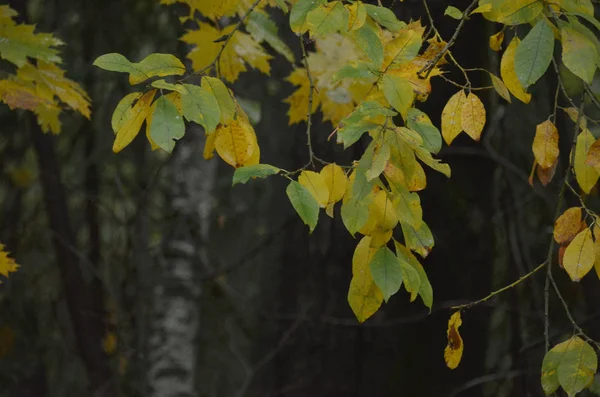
[[201, 76, 235, 124], [444, 6, 463, 19], [407, 108, 442, 154], [247, 11, 294, 63], [369, 247, 403, 302], [381, 74, 413, 119], [306, 1, 349, 37], [149, 95, 185, 153], [401, 221, 434, 258], [353, 23, 384, 68], [94, 53, 186, 85], [332, 62, 378, 82], [286, 180, 320, 233], [514, 19, 554, 88], [289, 0, 327, 33], [561, 25, 598, 84], [180, 83, 221, 133], [366, 143, 390, 181], [364, 4, 405, 32], [394, 241, 433, 309], [232, 164, 281, 185], [341, 197, 370, 236]]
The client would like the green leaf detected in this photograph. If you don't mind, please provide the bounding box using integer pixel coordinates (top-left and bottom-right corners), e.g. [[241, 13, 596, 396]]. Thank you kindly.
[[399, 259, 421, 301], [497, 0, 543, 25], [381, 74, 414, 119], [286, 180, 320, 233], [352, 145, 378, 201], [353, 23, 384, 69], [407, 108, 442, 154], [338, 121, 379, 149], [413, 146, 452, 177], [306, 1, 349, 37], [247, 11, 294, 63], [394, 241, 433, 309], [275, 0, 289, 13], [364, 4, 406, 32], [0, 20, 63, 67], [365, 143, 390, 181], [149, 95, 185, 153], [561, 25, 598, 83], [111, 92, 142, 133], [93, 53, 186, 85], [341, 197, 370, 236], [289, 0, 327, 33], [201, 76, 235, 124], [389, 181, 423, 228], [369, 247, 403, 302], [444, 6, 463, 19], [401, 221, 434, 258], [151, 79, 183, 92], [542, 336, 598, 397], [332, 62, 378, 82], [232, 164, 281, 185], [180, 83, 221, 133], [514, 19, 554, 88]]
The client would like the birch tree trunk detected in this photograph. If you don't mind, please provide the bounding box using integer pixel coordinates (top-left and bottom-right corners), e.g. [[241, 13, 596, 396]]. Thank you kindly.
[[148, 126, 216, 397]]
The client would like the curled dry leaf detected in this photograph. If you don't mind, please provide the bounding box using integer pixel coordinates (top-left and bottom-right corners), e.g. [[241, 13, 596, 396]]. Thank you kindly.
[[444, 311, 463, 369]]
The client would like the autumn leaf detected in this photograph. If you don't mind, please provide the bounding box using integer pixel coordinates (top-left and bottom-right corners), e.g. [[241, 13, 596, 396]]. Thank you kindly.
[[554, 207, 583, 244], [532, 120, 560, 169], [214, 119, 258, 168], [444, 311, 464, 370], [574, 129, 600, 194], [489, 30, 504, 51], [320, 164, 348, 206], [113, 90, 156, 153], [441, 90, 466, 145], [563, 227, 596, 281], [585, 138, 600, 173], [561, 25, 598, 84], [286, 180, 320, 233], [500, 37, 531, 104], [460, 92, 486, 141], [299, 170, 330, 208], [0, 243, 19, 283]]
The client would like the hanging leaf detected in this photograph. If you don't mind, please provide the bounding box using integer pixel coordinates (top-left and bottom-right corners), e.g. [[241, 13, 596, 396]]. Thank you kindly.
[[306, 1, 349, 38], [541, 336, 598, 397], [214, 119, 256, 168], [585, 138, 600, 173], [574, 129, 600, 194], [201, 76, 235, 124], [286, 180, 320, 233], [113, 90, 156, 153], [299, 170, 330, 208], [341, 197, 370, 236], [321, 164, 348, 206], [501, 37, 531, 103], [401, 221, 434, 258], [460, 92, 486, 141], [346, 1, 367, 31], [441, 90, 466, 145], [489, 72, 511, 103], [554, 207, 583, 244], [112, 92, 142, 133], [347, 274, 384, 323], [407, 108, 442, 154], [444, 6, 463, 20], [394, 241, 433, 309], [533, 120, 560, 169], [444, 311, 464, 369], [366, 143, 390, 181], [561, 25, 598, 84], [495, 0, 543, 25], [289, 0, 327, 33], [353, 23, 384, 69], [490, 30, 505, 51], [514, 19, 554, 88], [563, 227, 596, 281], [232, 164, 281, 185], [364, 4, 405, 32], [148, 95, 185, 153], [369, 246, 403, 302], [180, 83, 221, 133], [381, 74, 414, 119]]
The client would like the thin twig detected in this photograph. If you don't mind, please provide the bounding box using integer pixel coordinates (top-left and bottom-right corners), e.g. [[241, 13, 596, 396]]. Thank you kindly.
[[300, 37, 315, 167]]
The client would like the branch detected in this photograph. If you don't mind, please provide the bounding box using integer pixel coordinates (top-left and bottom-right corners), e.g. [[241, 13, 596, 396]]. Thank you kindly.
[[300, 37, 316, 168]]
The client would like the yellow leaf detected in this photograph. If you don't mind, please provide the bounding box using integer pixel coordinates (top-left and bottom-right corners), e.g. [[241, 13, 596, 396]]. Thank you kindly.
[[563, 107, 587, 131], [554, 207, 583, 244], [593, 224, 600, 280], [352, 235, 377, 277], [204, 131, 217, 160], [460, 92, 486, 141], [299, 170, 330, 208], [533, 120, 560, 169], [585, 138, 600, 173], [346, 1, 366, 31], [563, 228, 596, 282], [489, 30, 504, 51], [113, 90, 156, 153], [320, 163, 348, 205], [489, 72, 511, 103], [284, 68, 320, 125], [444, 311, 464, 370], [441, 90, 466, 145], [574, 129, 600, 194], [500, 37, 531, 104], [195, 0, 238, 19], [0, 243, 19, 282], [348, 275, 383, 323], [214, 119, 256, 168]]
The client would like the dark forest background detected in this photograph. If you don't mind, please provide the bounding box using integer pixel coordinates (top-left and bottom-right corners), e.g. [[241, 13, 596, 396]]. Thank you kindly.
[[1, 0, 600, 396]]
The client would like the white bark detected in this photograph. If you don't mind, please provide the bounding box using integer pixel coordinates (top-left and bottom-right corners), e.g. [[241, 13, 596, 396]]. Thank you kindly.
[[148, 126, 217, 397]]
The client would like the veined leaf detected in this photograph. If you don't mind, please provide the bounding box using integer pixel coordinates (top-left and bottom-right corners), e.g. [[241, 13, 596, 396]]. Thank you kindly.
[[401, 221, 434, 258], [561, 25, 598, 84], [514, 19, 554, 88], [460, 92, 486, 141], [364, 4, 405, 32], [346, 1, 367, 31], [441, 90, 467, 145], [394, 241, 433, 309], [574, 129, 600, 193], [321, 164, 348, 205], [289, 0, 327, 33], [383, 24, 424, 68], [180, 83, 220, 133], [112, 92, 142, 133], [306, 1, 349, 38], [214, 119, 257, 168], [342, 197, 370, 236], [149, 95, 185, 153], [563, 227, 596, 281], [353, 23, 384, 69], [444, 6, 463, 19], [501, 37, 532, 103], [554, 207, 583, 244], [93, 53, 186, 85], [389, 181, 423, 228], [407, 108, 442, 154], [246, 11, 295, 63], [232, 164, 281, 185], [366, 143, 390, 181], [201, 76, 235, 124], [299, 170, 330, 208], [381, 74, 413, 119], [496, 0, 543, 25], [489, 72, 511, 102], [399, 259, 421, 302], [348, 274, 383, 323], [332, 62, 378, 82], [369, 246, 403, 302], [533, 120, 560, 169], [113, 90, 156, 153], [286, 180, 320, 233]]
